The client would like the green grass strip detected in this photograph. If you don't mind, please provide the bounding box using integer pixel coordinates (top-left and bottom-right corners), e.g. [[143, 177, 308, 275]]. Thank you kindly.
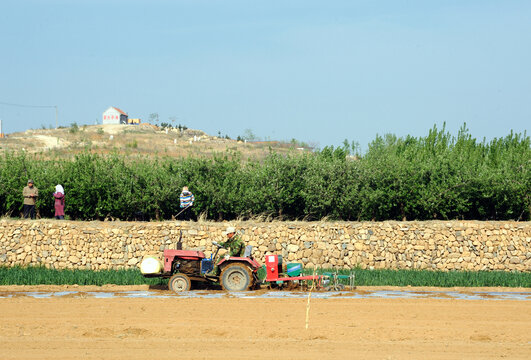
[[307, 268, 531, 288], [0, 266, 165, 286], [0, 266, 529, 288]]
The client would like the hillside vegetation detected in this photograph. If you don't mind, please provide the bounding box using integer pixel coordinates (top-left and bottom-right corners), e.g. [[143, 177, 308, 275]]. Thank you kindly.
[[0, 124, 302, 160], [0, 125, 529, 221]]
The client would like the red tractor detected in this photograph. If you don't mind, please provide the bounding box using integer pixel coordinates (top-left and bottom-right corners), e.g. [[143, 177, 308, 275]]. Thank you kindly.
[[142, 241, 262, 291], [142, 241, 329, 292]]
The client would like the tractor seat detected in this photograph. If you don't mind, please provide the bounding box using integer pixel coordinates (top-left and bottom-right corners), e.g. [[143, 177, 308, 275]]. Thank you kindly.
[[243, 245, 253, 258]]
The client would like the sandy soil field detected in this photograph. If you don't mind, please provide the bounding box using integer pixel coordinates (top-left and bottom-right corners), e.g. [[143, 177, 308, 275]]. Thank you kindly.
[[0, 286, 530, 360]]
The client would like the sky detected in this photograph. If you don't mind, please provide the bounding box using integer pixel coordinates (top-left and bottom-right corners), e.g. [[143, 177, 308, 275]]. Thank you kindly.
[[0, 0, 530, 151]]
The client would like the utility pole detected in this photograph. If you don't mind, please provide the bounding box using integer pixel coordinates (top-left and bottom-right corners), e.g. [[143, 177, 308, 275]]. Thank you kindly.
[[55, 106, 58, 129]]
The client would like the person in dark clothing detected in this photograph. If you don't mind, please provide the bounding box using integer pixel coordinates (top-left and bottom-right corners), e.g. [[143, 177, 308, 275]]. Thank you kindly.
[[22, 179, 38, 219]]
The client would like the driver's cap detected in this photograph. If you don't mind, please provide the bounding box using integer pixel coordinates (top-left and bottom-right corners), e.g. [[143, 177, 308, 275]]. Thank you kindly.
[[224, 226, 236, 235]]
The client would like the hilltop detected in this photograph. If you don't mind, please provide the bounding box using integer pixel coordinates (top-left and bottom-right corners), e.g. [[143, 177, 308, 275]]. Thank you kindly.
[[0, 124, 309, 160]]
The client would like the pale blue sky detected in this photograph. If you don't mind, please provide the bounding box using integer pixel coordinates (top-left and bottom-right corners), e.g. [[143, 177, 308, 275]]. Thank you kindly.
[[0, 0, 529, 150]]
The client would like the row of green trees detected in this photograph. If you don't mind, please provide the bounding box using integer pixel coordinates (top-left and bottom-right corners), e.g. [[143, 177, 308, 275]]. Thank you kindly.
[[0, 125, 528, 221]]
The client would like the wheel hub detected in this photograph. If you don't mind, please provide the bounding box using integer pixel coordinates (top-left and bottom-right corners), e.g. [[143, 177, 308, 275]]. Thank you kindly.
[[227, 271, 244, 286], [173, 278, 187, 291]]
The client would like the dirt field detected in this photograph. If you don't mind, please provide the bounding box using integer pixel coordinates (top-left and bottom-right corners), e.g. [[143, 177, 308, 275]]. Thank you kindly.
[[0, 286, 530, 360]]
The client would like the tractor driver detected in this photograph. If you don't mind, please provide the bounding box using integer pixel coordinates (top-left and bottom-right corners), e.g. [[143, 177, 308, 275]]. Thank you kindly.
[[208, 226, 245, 276]]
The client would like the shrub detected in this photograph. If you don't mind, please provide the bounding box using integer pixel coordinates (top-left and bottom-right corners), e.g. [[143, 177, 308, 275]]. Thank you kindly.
[[0, 125, 528, 221], [69, 123, 79, 134]]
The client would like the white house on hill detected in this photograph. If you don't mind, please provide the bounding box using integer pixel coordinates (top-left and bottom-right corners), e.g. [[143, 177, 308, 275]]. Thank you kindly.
[[102, 107, 128, 125]]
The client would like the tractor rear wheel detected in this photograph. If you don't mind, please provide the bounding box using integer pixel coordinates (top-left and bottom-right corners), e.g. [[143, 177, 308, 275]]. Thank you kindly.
[[220, 263, 253, 291], [168, 273, 191, 293]]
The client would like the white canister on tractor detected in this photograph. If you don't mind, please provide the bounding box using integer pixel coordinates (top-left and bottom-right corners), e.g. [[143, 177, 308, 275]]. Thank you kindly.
[[140, 256, 163, 275]]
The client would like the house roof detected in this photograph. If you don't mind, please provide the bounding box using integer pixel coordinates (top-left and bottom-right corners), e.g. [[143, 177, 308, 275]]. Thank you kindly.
[[104, 106, 127, 115], [111, 107, 127, 115]]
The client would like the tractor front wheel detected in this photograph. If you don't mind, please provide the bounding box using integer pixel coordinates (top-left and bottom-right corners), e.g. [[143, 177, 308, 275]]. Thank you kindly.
[[168, 273, 191, 293], [220, 263, 253, 291]]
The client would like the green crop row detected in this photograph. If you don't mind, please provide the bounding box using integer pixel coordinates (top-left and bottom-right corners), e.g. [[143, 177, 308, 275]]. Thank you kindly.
[[0, 124, 529, 221], [0, 266, 163, 286], [1, 266, 529, 288], [317, 268, 531, 288]]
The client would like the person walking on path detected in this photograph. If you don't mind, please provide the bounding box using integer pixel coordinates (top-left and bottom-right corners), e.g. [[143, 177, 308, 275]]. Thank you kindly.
[[53, 184, 65, 220], [179, 186, 195, 220], [22, 179, 38, 219]]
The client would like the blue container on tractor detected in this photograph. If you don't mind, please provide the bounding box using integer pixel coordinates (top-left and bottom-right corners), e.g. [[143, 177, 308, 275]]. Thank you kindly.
[[287, 263, 302, 277]]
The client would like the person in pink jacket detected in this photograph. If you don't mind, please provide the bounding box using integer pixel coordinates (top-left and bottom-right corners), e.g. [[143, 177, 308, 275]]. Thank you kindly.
[[53, 184, 65, 220]]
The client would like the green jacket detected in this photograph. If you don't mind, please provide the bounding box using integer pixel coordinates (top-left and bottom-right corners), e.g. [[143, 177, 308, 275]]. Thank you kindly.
[[220, 234, 245, 257]]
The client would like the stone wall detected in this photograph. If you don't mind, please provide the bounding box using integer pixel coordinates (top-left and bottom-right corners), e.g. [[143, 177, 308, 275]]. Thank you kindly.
[[0, 219, 529, 272]]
